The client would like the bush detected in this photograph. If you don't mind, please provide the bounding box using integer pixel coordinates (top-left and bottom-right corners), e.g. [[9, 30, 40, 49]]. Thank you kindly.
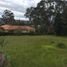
[[57, 42, 66, 49]]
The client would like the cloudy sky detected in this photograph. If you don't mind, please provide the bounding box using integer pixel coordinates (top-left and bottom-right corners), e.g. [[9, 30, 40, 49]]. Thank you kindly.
[[0, 0, 41, 20]]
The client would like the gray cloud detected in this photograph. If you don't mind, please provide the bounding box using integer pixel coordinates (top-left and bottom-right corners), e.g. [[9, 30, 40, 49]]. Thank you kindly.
[[0, 0, 41, 20]]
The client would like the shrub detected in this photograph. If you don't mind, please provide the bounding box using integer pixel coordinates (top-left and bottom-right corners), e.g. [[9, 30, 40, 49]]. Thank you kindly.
[[56, 42, 66, 49]]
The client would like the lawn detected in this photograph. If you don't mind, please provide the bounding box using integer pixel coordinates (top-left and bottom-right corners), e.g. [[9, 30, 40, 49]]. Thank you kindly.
[[0, 35, 67, 67]]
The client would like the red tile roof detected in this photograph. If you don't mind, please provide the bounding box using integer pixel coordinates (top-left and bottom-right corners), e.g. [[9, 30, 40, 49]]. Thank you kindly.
[[0, 25, 35, 32]]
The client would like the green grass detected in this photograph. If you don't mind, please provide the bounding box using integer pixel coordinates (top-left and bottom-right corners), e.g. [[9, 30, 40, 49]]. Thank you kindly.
[[0, 35, 67, 67]]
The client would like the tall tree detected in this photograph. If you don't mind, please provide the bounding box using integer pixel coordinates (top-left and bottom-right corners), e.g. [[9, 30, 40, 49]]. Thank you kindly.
[[53, 0, 67, 35], [2, 10, 15, 24], [25, 1, 49, 34], [25, 0, 67, 34], [62, 6, 67, 35], [24, 7, 35, 23]]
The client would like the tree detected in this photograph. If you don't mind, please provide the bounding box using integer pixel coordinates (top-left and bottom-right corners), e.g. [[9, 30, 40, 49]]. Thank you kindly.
[[46, 0, 67, 35], [2, 10, 15, 24], [61, 6, 67, 35], [25, 0, 67, 34], [54, 13, 62, 35], [25, 1, 50, 34], [54, 6, 67, 35], [53, 0, 67, 35], [24, 7, 35, 23]]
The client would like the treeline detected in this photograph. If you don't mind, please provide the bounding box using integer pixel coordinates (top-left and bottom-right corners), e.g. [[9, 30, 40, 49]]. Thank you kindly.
[[0, 10, 31, 26], [25, 0, 67, 35], [0, 0, 67, 35]]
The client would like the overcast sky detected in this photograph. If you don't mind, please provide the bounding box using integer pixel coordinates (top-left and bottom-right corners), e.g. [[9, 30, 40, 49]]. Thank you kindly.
[[0, 0, 41, 20]]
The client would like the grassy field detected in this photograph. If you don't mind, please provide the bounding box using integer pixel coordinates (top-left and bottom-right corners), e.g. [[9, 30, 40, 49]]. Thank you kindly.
[[0, 35, 67, 67]]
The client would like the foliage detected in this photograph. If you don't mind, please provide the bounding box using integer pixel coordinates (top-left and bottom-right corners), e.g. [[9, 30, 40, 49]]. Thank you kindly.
[[2, 10, 15, 24], [54, 6, 67, 35], [56, 42, 66, 49], [0, 0, 67, 35], [54, 13, 62, 35], [0, 37, 13, 67], [25, 0, 67, 35]]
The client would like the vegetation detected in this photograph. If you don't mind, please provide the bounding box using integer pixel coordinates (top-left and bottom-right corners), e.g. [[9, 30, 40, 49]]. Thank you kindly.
[[0, 0, 67, 35], [0, 35, 67, 67], [2, 10, 15, 24], [56, 42, 66, 49], [25, 0, 67, 35], [0, 0, 67, 67]]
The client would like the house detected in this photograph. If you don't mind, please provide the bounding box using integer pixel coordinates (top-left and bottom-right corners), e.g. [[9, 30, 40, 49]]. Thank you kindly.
[[0, 25, 35, 33]]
